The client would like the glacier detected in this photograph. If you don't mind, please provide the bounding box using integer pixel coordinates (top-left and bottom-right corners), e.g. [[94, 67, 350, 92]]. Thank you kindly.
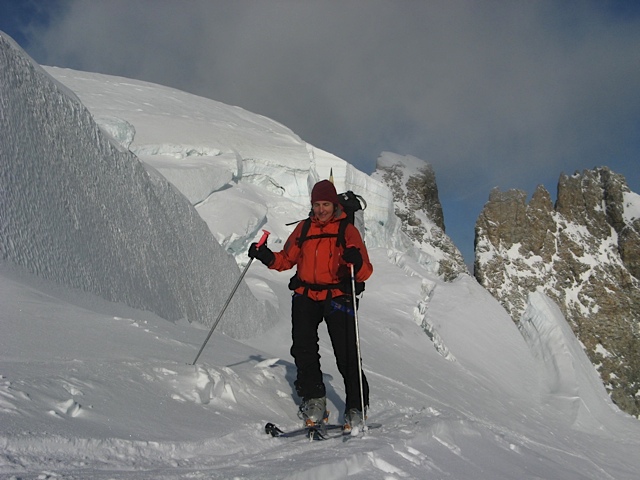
[[43, 66, 411, 264], [0, 33, 271, 338]]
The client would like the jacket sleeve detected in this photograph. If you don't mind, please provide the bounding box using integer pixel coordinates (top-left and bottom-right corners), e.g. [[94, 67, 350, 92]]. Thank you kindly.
[[268, 222, 304, 272], [344, 225, 373, 282]]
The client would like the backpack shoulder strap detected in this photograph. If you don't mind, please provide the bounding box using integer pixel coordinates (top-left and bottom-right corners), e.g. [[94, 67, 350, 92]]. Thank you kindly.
[[337, 217, 349, 249], [296, 218, 312, 248], [296, 217, 350, 248]]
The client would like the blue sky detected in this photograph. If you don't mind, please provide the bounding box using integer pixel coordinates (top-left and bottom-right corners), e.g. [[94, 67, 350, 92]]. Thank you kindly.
[[2, 0, 639, 267]]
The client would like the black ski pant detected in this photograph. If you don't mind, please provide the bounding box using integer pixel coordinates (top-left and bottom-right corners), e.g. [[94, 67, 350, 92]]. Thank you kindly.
[[290, 293, 369, 413]]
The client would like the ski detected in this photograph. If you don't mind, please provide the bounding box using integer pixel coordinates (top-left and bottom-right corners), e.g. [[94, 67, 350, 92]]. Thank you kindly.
[[265, 421, 343, 441], [264, 421, 381, 441]]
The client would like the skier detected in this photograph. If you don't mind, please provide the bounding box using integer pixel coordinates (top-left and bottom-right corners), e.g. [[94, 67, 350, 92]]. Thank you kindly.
[[249, 179, 373, 430]]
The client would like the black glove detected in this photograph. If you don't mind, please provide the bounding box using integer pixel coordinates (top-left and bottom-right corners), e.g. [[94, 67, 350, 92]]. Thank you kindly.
[[343, 246, 363, 274], [248, 242, 275, 267]]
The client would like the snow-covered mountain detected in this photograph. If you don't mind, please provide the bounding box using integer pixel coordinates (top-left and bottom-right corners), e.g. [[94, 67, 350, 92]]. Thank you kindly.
[[3, 31, 640, 479], [372, 152, 468, 281], [475, 168, 640, 417]]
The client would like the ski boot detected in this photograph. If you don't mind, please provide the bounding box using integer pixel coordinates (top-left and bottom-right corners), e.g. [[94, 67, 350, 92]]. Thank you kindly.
[[343, 408, 365, 434], [298, 397, 328, 427]]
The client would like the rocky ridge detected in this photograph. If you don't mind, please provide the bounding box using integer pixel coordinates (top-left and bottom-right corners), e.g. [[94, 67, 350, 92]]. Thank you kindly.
[[475, 167, 640, 417], [372, 152, 468, 281]]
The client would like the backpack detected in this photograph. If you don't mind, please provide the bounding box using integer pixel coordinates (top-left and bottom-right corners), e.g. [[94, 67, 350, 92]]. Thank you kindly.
[[294, 190, 367, 248], [337, 190, 367, 242]]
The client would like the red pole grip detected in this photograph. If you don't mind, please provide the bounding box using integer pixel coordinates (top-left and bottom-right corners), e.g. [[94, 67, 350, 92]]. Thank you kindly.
[[256, 229, 270, 248]]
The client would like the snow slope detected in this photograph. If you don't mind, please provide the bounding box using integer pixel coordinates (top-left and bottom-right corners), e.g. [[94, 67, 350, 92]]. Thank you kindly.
[[3, 255, 640, 479], [2, 31, 640, 479]]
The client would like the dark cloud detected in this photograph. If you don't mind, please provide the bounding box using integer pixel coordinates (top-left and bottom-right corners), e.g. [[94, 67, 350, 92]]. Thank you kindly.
[[14, 0, 640, 264]]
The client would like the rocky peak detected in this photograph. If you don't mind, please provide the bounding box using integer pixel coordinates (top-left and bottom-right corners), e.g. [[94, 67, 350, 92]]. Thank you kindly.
[[475, 188, 529, 247], [372, 152, 468, 281], [475, 167, 640, 417], [557, 168, 619, 238], [375, 153, 445, 231]]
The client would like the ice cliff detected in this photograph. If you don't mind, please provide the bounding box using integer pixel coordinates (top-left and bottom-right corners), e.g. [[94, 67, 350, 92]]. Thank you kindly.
[[0, 33, 271, 338], [43, 66, 399, 257]]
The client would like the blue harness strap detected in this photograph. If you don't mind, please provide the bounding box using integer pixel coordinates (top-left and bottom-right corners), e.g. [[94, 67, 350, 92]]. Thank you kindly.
[[328, 299, 355, 317]]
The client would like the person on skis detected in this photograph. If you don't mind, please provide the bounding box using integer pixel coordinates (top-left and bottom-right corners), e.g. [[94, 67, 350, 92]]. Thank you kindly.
[[248, 179, 373, 430]]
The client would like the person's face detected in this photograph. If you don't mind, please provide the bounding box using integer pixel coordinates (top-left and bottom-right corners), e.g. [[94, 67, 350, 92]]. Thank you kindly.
[[312, 201, 335, 223]]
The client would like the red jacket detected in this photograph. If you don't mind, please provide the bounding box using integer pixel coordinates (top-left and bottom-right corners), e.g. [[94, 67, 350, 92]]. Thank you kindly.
[[269, 211, 373, 301]]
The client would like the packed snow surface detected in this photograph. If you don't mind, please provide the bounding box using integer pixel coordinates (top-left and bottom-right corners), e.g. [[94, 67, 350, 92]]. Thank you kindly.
[[2, 31, 640, 479]]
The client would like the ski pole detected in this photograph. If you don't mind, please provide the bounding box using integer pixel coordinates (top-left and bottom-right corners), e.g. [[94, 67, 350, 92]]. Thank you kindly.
[[191, 230, 270, 365], [349, 262, 366, 431]]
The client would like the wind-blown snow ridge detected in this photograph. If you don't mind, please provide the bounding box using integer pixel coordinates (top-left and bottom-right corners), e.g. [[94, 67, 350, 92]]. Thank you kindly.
[[386, 250, 455, 360], [520, 290, 620, 431]]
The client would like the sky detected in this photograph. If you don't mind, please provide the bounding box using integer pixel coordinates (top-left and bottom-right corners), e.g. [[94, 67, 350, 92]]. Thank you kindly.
[[2, 0, 639, 266]]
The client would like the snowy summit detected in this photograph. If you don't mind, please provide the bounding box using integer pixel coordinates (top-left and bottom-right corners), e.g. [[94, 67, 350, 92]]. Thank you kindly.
[[2, 32, 640, 479]]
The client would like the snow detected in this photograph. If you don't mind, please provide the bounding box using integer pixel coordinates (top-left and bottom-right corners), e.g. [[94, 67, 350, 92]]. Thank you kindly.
[[520, 290, 620, 432], [42, 65, 397, 254], [2, 31, 640, 479], [623, 191, 640, 223]]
